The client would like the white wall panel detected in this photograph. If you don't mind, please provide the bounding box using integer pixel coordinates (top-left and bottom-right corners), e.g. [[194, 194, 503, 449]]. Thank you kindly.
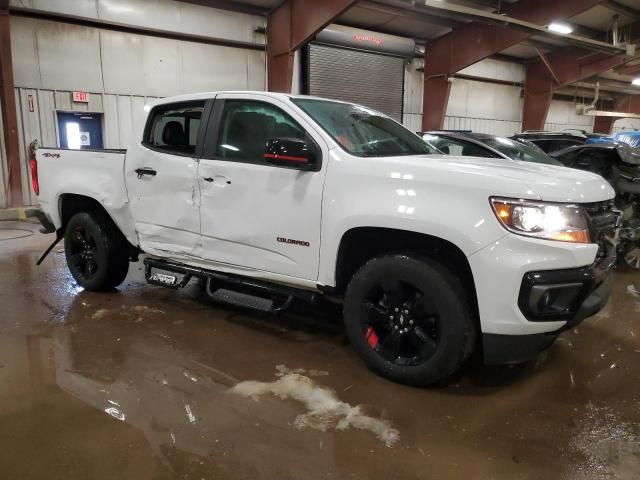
[[181, 42, 247, 92], [11, 0, 99, 18], [459, 58, 524, 83], [10, 0, 266, 45], [141, 36, 182, 96], [116, 96, 133, 150], [545, 100, 594, 132], [403, 58, 422, 129], [35, 21, 104, 92], [102, 94, 120, 148], [247, 51, 266, 91], [37, 90, 58, 147], [443, 116, 522, 136], [613, 118, 640, 133], [100, 30, 146, 95], [9, 17, 41, 89]]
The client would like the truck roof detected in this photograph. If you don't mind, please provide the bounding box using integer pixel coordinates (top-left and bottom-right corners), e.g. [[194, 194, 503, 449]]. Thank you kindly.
[[150, 91, 362, 108]]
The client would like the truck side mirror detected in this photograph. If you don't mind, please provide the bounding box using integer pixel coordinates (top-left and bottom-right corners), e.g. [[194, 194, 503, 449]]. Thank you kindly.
[[263, 137, 318, 171]]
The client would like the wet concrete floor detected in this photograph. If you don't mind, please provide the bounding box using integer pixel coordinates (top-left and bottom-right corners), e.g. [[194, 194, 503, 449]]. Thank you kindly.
[[1, 220, 640, 479]]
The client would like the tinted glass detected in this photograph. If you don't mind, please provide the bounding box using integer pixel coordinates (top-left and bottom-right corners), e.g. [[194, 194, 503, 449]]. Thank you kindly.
[[482, 137, 563, 165], [145, 102, 205, 155], [216, 100, 306, 163], [294, 98, 437, 157], [422, 134, 493, 157]]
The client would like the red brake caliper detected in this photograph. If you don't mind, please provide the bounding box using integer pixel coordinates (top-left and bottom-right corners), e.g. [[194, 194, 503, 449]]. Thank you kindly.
[[365, 326, 379, 348]]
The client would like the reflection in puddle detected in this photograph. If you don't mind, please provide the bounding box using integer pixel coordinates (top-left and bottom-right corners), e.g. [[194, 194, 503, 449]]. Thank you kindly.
[[571, 404, 640, 480], [230, 366, 400, 447]]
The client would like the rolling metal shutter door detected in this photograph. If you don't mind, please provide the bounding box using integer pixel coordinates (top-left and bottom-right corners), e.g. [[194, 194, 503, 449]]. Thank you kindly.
[[308, 44, 404, 121]]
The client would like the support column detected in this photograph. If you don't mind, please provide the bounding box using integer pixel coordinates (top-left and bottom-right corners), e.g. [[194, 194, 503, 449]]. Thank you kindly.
[[420, 0, 603, 131], [266, 0, 357, 93], [0, 8, 22, 207], [522, 48, 625, 131], [422, 75, 451, 131]]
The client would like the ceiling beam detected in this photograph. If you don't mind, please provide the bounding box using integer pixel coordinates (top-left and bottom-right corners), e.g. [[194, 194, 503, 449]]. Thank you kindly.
[[267, 0, 358, 92], [421, 0, 606, 130], [602, 0, 640, 20], [522, 46, 628, 130], [175, 0, 268, 16]]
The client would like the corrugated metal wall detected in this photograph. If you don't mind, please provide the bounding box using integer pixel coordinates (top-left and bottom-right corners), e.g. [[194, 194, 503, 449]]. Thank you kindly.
[[308, 44, 405, 121], [7, 11, 266, 206], [14, 88, 160, 205], [443, 116, 522, 136]]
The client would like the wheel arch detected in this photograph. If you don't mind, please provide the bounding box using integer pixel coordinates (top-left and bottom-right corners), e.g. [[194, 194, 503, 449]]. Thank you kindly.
[[58, 193, 139, 252], [333, 226, 479, 322]]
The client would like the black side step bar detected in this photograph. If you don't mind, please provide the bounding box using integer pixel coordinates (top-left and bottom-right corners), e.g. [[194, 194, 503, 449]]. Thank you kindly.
[[144, 257, 319, 314]]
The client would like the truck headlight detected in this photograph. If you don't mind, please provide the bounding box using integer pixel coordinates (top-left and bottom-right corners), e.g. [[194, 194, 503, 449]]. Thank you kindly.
[[490, 197, 590, 243]]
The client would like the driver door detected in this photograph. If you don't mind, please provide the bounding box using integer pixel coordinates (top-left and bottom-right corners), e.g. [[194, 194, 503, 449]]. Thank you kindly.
[[197, 93, 328, 281]]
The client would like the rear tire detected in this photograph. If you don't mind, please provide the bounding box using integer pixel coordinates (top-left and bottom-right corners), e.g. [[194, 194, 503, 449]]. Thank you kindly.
[[343, 254, 476, 387], [64, 211, 130, 291]]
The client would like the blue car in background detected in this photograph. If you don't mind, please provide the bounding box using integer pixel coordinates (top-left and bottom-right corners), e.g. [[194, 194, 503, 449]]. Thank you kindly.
[[613, 131, 640, 148]]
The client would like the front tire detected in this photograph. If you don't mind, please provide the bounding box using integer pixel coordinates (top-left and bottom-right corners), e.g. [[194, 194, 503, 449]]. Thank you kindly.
[[64, 211, 130, 291], [343, 254, 476, 386]]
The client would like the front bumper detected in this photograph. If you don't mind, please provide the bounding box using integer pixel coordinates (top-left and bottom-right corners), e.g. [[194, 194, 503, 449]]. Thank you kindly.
[[483, 272, 612, 365]]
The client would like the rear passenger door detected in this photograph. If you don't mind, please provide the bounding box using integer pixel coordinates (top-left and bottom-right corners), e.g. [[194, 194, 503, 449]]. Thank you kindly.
[[197, 93, 328, 281], [125, 100, 210, 257]]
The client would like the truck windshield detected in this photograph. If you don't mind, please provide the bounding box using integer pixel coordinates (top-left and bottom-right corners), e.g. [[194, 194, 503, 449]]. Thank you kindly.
[[481, 137, 563, 166], [293, 98, 437, 157]]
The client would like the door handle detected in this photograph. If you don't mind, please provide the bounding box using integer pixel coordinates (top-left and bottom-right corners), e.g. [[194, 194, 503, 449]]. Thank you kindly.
[[203, 175, 231, 185], [135, 167, 157, 179]]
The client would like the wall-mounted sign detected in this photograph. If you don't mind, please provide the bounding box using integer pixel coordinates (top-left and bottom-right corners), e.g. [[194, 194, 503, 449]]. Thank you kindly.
[[72, 91, 89, 103], [28, 95, 34, 112]]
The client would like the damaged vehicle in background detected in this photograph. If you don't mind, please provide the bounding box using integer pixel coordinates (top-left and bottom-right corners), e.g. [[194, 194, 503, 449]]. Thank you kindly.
[[31, 92, 617, 386], [550, 143, 640, 269]]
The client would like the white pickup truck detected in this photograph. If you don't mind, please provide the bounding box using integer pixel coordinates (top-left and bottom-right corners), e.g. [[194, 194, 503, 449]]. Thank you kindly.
[[33, 91, 618, 386]]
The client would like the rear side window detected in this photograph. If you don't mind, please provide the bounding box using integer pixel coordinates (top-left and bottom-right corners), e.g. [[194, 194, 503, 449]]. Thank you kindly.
[[144, 101, 205, 155]]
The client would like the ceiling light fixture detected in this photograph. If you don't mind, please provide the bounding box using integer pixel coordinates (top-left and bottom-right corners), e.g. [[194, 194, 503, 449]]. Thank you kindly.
[[548, 22, 573, 34]]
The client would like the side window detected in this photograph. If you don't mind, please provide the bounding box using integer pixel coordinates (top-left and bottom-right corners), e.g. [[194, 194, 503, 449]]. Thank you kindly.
[[144, 101, 205, 155], [215, 100, 306, 163]]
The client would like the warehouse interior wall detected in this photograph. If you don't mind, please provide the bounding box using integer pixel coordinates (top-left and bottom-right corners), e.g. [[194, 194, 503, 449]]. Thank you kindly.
[[402, 57, 596, 136], [6, 0, 266, 205], [613, 118, 640, 132]]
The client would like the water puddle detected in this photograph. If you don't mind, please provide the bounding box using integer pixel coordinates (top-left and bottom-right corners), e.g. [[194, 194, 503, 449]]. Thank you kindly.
[[229, 366, 400, 447]]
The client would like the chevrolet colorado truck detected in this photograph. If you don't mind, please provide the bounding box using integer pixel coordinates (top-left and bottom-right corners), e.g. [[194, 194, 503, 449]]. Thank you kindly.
[[33, 91, 618, 386]]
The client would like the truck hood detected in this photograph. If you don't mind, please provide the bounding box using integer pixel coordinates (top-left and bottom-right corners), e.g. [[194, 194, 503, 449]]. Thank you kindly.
[[405, 154, 615, 204]]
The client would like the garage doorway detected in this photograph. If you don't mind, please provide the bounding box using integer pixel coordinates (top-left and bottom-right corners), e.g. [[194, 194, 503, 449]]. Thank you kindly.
[[304, 43, 405, 122], [57, 112, 104, 150]]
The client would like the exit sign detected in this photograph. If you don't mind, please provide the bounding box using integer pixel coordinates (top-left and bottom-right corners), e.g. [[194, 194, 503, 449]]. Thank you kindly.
[[72, 91, 89, 103]]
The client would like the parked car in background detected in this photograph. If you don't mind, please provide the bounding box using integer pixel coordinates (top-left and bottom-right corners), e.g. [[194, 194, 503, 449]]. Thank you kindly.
[[550, 143, 640, 269], [613, 130, 640, 148], [419, 131, 562, 165], [511, 130, 618, 153], [510, 131, 587, 153]]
